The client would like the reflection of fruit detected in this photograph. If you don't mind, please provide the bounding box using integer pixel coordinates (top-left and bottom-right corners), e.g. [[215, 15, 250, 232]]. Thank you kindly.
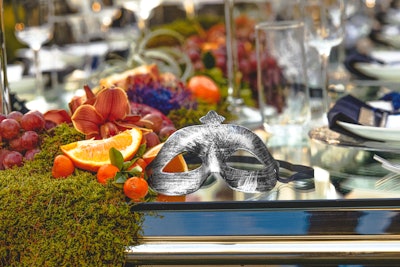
[[155, 194, 186, 202], [123, 176, 149, 201], [52, 154, 75, 178], [61, 128, 143, 172], [187, 75, 221, 104], [97, 164, 119, 185], [143, 142, 188, 202]]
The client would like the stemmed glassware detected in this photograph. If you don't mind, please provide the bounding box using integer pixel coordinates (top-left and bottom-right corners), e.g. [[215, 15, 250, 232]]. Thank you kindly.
[[302, 0, 345, 116], [114, 0, 162, 36], [0, 0, 11, 114], [12, 0, 54, 112], [224, 0, 261, 126], [330, 0, 361, 82]]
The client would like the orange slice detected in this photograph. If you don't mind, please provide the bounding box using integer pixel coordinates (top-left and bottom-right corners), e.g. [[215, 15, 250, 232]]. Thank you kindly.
[[143, 143, 188, 202], [61, 128, 143, 172], [142, 143, 188, 172]]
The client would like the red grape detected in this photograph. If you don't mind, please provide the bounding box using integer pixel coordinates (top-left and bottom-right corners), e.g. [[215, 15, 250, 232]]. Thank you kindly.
[[141, 113, 163, 133], [159, 126, 177, 141], [9, 136, 25, 152], [0, 149, 10, 170], [44, 120, 57, 130], [0, 114, 7, 123], [24, 148, 40, 161], [3, 151, 23, 169], [20, 111, 45, 132], [0, 119, 21, 140], [7, 111, 23, 122], [21, 131, 40, 150], [144, 131, 161, 148]]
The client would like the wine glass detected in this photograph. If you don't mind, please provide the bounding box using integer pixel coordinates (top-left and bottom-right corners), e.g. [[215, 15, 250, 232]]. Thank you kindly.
[[114, 0, 162, 36], [224, 0, 262, 126], [0, 0, 11, 114], [330, 0, 361, 83], [12, 0, 54, 112], [302, 0, 345, 116]]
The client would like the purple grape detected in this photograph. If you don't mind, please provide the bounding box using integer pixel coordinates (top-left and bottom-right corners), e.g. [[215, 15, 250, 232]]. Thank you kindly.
[[20, 111, 45, 132], [3, 151, 23, 169], [0, 119, 21, 140], [21, 131, 40, 150], [24, 148, 40, 161]]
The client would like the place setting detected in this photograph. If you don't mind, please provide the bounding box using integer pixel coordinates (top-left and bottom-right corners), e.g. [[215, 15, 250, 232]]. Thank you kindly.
[[309, 90, 400, 152]]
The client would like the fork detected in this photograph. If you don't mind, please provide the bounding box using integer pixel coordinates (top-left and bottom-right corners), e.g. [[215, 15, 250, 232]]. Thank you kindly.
[[373, 154, 400, 190], [373, 154, 400, 174], [375, 172, 400, 190]]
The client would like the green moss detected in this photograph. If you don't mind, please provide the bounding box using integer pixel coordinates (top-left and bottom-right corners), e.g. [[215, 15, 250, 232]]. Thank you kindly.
[[0, 124, 144, 266]]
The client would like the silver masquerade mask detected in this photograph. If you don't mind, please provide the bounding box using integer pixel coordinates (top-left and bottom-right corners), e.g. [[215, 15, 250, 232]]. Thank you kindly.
[[147, 111, 313, 196]]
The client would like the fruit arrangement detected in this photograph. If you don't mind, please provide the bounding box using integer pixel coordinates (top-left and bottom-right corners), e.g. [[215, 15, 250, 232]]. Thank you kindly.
[[0, 64, 221, 203]]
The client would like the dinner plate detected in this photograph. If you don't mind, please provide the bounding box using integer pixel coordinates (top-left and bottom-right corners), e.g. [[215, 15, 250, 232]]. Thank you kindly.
[[353, 50, 400, 81], [371, 50, 400, 62], [354, 62, 400, 82], [337, 121, 400, 142]]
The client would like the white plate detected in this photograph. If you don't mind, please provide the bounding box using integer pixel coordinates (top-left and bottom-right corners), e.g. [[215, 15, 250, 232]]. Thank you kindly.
[[337, 121, 400, 142], [354, 62, 400, 82], [371, 50, 400, 63]]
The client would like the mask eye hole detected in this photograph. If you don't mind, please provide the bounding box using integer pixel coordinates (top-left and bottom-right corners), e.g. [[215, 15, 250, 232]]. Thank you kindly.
[[181, 151, 203, 172], [161, 151, 202, 173], [226, 149, 266, 171]]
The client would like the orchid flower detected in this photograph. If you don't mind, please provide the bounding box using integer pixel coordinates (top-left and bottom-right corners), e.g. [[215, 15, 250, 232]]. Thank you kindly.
[[71, 86, 141, 139]]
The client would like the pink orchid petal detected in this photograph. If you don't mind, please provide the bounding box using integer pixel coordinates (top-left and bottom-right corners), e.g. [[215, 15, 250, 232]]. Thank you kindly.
[[94, 87, 130, 121], [71, 104, 104, 136]]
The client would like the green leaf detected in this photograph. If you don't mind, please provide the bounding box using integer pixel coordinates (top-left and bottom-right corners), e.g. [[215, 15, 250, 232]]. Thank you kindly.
[[136, 143, 147, 158], [109, 147, 124, 170], [126, 166, 143, 176], [122, 161, 133, 171], [114, 172, 127, 185]]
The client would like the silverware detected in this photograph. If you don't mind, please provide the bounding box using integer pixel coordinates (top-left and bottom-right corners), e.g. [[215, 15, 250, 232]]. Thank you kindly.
[[373, 154, 400, 173]]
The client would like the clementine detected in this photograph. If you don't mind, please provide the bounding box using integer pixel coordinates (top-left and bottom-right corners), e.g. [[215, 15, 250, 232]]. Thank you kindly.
[[123, 176, 149, 201], [97, 164, 119, 184], [52, 154, 75, 178]]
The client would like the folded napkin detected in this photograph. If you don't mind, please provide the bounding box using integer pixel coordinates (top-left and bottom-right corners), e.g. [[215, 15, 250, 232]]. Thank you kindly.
[[344, 51, 385, 80], [328, 94, 392, 138]]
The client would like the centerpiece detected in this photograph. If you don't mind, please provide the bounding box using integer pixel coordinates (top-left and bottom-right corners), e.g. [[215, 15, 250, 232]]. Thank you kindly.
[[0, 12, 278, 265]]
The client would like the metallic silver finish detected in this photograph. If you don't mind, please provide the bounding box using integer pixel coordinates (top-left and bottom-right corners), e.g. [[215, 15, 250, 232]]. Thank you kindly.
[[126, 235, 400, 264]]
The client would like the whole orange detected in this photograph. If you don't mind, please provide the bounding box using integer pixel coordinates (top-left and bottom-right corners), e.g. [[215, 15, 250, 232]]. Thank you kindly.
[[187, 75, 221, 104], [52, 154, 75, 178], [97, 164, 119, 185], [123, 176, 149, 201]]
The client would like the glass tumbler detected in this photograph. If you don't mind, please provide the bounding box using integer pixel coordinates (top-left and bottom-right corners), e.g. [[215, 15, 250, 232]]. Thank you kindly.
[[256, 20, 311, 146]]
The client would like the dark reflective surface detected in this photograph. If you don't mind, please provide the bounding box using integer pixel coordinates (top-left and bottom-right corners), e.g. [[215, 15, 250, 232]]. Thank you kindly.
[[134, 199, 400, 236]]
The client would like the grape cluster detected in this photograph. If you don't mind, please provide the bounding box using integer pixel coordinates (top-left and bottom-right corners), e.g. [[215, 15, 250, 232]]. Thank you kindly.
[[0, 110, 46, 170], [137, 112, 177, 148]]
